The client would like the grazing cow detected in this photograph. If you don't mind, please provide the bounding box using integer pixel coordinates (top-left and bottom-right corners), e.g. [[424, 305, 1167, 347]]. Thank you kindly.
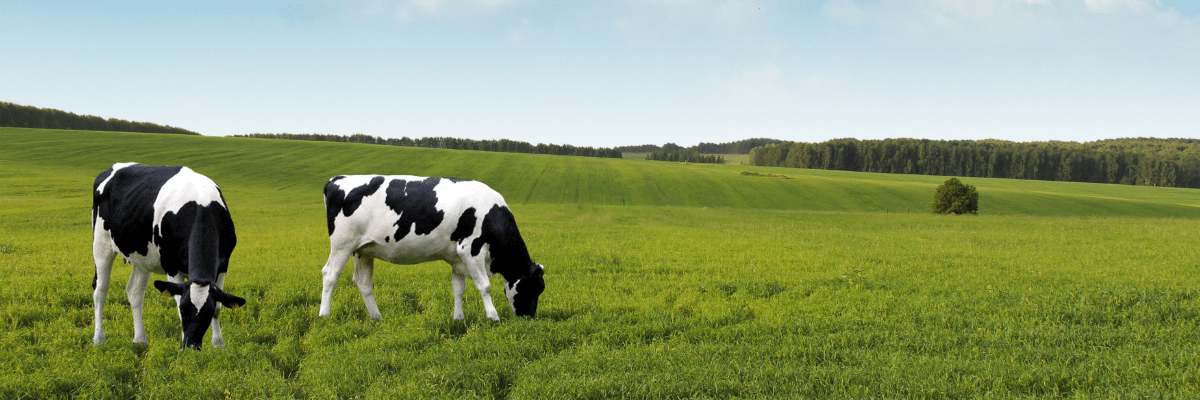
[[91, 163, 245, 350], [320, 175, 545, 321]]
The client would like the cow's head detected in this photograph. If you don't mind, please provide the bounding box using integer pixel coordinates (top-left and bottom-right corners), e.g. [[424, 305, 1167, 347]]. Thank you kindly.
[[504, 263, 545, 318], [153, 280, 246, 350]]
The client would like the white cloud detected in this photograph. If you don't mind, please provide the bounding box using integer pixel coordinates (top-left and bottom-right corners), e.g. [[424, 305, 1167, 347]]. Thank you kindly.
[[395, 0, 525, 21], [320, 0, 525, 23], [610, 0, 770, 38], [506, 17, 536, 43], [822, 0, 1198, 47], [710, 63, 790, 101], [707, 64, 856, 102], [823, 0, 1061, 44], [1084, 0, 1160, 14], [797, 71, 854, 99], [822, 0, 866, 25]]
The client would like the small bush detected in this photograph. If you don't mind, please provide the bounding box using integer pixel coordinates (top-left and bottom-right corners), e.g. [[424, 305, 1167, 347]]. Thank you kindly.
[[932, 177, 979, 215], [740, 171, 789, 179]]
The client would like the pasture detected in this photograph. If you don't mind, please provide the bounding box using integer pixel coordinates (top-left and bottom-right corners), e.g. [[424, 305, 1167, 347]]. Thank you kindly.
[[3, 127, 1200, 398]]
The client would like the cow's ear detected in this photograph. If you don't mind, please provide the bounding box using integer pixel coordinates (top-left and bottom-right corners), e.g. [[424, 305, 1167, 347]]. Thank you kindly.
[[153, 280, 185, 297], [210, 287, 247, 309]]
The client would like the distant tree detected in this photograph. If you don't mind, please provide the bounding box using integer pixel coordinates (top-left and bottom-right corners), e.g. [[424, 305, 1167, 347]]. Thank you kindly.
[[0, 101, 199, 135], [235, 133, 623, 159], [744, 137, 1200, 189], [613, 144, 662, 153], [645, 149, 724, 164], [932, 177, 979, 215]]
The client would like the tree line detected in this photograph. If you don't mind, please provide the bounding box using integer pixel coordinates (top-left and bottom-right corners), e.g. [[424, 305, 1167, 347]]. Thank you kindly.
[[749, 138, 1200, 188], [236, 133, 624, 159], [1, 101, 199, 135], [645, 149, 725, 164], [615, 138, 784, 155], [617, 138, 780, 164]]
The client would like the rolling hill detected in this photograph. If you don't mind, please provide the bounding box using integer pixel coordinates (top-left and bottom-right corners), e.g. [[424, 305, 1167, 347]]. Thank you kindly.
[[4, 127, 1198, 218]]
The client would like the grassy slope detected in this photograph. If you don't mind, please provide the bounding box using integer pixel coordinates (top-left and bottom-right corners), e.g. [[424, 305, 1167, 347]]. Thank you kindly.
[[4, 127, 1199, 217], [4, 128, 1200, 398]]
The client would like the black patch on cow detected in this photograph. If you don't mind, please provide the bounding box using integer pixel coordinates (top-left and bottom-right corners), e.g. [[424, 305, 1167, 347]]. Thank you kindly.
[[156, 200, 237, 281], [93, 164, 184, 258], [469, 204, 544, 317], [92, 168, 113, 227], [511, 266, 545, 318], [468, 204, 544, 317], [450, 207, 476, 243], [471, 205, 531, 279], [384, 177, 445, 242], [324, 176, 385, 236]]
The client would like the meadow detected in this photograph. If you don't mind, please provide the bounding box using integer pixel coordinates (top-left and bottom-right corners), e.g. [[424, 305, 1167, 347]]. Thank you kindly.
[[3, 127, 1200, 398]]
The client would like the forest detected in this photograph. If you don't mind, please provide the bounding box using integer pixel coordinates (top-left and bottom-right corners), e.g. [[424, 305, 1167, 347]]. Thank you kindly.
[[0, 101, 199, 135], [615, 138, 784, 155], [748, 138, 1200, 188], [236, 133, 623, 159], [645, 149, 725, 164]]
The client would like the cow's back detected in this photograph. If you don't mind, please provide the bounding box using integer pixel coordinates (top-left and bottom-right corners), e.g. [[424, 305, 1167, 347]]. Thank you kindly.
[[324, 175, 507, 265], [93, 163, 184, 262], [92, 163, 234, 277]]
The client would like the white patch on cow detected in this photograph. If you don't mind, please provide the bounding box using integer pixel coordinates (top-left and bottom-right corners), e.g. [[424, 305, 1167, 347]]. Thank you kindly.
[[93, 214, 166, 274], [95, 162, 138, 195], [190, 284, 209, 312], [173, 294, 183, 322], [504, 278, 521, 313], [92, 215, 114, 252], [123, 247, 166, 274], [152, 167, 226, 236]]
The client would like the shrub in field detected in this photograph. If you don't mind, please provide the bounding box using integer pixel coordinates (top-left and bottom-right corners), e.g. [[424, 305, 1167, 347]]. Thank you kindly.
[[932, 177, 979, 215]]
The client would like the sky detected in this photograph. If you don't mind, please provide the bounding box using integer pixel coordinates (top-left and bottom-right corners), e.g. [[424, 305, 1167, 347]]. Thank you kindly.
[[2, 0, 1198, 148]]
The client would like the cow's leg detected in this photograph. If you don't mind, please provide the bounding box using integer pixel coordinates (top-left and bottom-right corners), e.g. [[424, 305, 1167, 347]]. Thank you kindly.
[[465, 263, 500, 321], [352, 255, 382, 319], [92, 236, 116, 345], [125, 268, 152, 344], [163, 273, 187, 344], [451, 271, 466, 320], [319, 247, 355, 317], [210, 272, 227, 348]]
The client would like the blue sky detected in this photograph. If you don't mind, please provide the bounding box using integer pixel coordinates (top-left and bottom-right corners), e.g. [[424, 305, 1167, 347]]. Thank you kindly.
[[2, 0, 1197, 148]]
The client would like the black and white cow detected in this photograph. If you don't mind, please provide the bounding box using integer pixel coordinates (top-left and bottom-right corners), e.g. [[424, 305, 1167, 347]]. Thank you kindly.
[[320, 175, 545, 321], [92, 163, 245, 350]]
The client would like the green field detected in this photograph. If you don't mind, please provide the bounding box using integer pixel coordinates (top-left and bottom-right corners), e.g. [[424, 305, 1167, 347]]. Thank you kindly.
[[3, 127, 1200, 398]]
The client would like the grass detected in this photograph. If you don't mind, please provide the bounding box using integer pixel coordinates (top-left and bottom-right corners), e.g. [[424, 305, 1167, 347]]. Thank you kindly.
[[3, 127, 1200, 398]]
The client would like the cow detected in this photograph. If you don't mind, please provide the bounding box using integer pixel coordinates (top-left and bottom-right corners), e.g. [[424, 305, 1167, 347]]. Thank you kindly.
[[91, 163, 245, 350], [320, 175, 545, 321]]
